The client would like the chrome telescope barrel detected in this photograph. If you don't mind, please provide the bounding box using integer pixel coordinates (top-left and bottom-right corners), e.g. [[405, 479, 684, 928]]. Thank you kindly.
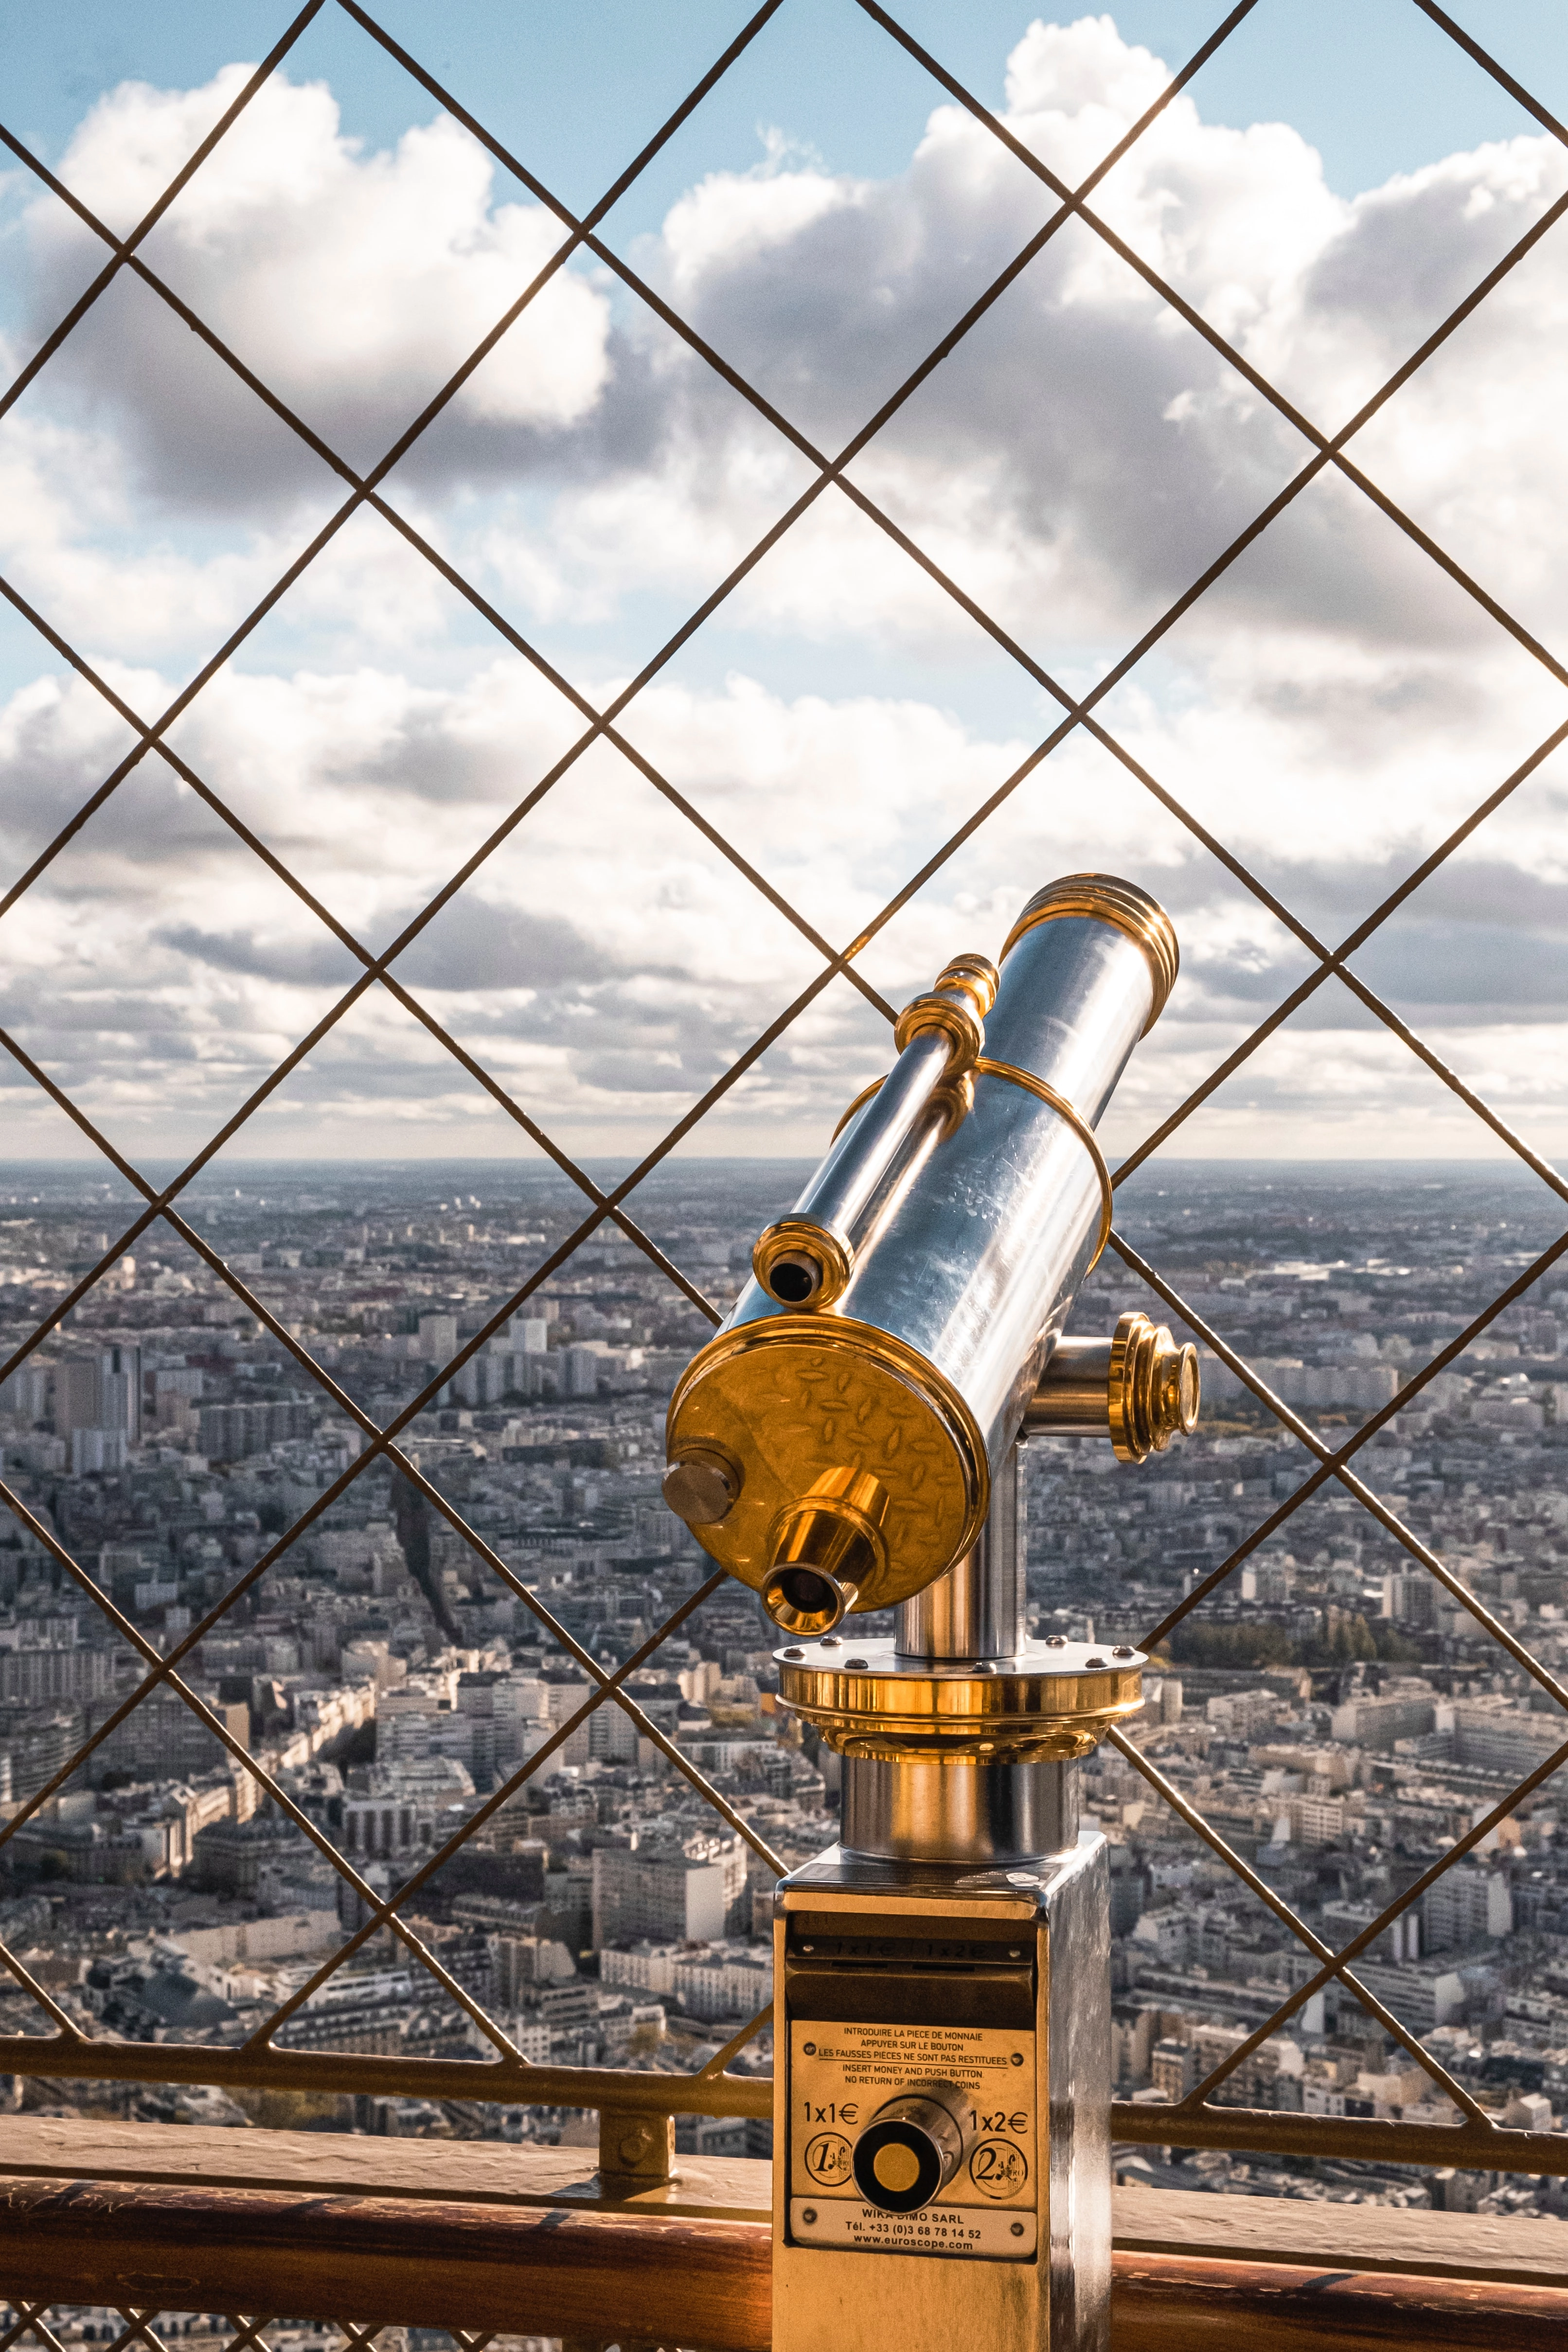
[[751, 953, 998, 1309], [663, 873, 1180, 1624]]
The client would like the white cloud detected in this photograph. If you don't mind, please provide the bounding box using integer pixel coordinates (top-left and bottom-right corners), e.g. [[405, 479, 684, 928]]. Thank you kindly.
[[12, 20, 1566, 668], [5, 642, 1568, 1162], [603, 31, 1568, 665], [3, 16, 1568, 1165], [22, 64, 611, 503]]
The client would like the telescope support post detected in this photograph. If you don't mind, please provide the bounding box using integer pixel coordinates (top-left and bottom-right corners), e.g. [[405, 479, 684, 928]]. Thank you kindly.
[[772, 1445, 1116, 2352]]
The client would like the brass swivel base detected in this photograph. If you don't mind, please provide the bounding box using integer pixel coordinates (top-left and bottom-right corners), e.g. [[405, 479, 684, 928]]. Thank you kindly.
[[774, 1636, 1146, 1764]]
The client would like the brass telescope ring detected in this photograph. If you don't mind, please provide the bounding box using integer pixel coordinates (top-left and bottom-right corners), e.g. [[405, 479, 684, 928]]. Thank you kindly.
[[972, 1059, 1113, 1269], [999, 873, 1178, 1032], [832, 1062, 1112, 1265]]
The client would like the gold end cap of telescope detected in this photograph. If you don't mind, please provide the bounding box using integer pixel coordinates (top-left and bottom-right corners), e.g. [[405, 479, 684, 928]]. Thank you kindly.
[[1109, 1309, 1199, 1461], [752, 1218, 855, 1310], [892, 991, 984, 1069], [761, 1466, 889, 1634], [934, 951, 999, 1017], [830, 953, 996, 1146], [1001, 874, 1178, 1032], [665, 1317, 988, 1612]]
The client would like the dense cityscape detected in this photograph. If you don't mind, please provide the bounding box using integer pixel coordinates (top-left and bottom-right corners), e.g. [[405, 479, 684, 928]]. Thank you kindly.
[[1, 1156, 1567, 2219]]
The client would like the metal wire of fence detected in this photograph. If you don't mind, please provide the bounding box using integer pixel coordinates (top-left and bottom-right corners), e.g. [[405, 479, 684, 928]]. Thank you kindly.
[[0, 0, 1565, 2174], [0, 2310, 458, 2352]]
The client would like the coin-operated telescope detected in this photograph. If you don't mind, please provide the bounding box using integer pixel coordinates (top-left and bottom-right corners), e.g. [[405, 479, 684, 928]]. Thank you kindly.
[[662, 875, 1198, 2352]]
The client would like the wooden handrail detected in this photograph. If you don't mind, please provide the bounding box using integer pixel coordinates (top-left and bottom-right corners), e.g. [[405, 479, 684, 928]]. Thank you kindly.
[[1112, 2250, 1568, 2352], [0, 2174, 773, 2347], [2, 2164, 1567, 2349], [3, 2121, 1567, 2347]]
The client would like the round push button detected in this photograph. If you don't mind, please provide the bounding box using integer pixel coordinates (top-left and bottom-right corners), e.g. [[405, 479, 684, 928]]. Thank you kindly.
[[872, 2141, 922, 2194], [851, 2080, 976, 2213], [853, 2117, 944, 2213]]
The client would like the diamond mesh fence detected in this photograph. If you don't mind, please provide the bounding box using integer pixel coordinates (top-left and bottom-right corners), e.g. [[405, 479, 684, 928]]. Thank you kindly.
[[0, 0, 1566, 2194], [0, 2314, 513, 2352]]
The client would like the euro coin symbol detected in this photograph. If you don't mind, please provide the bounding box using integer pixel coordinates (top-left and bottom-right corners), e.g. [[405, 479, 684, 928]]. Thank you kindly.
[[969, 2139, 1030, 2199], [804, 2131, 853, 2185]]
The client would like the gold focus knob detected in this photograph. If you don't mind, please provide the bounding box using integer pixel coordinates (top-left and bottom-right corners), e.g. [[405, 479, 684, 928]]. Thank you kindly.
[[1108, 1310, 1199, 1462], [663, 1447, 742, 1526]]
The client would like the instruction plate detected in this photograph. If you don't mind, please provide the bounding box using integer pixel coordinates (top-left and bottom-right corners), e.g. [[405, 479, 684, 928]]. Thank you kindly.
[[788, 2018, 1036, 2260]]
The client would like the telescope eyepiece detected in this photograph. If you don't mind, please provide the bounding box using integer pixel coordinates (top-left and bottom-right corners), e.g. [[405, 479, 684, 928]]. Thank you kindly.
[[761, 1464, 889, 1631], [753, 1218, 854, 1309], [768, 1252, 821, 1304], [763, 1562, 859, 1636]]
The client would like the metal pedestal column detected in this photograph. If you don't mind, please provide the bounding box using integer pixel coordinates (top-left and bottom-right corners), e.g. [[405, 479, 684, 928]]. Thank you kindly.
[[770, 1446, 1125, 2352]]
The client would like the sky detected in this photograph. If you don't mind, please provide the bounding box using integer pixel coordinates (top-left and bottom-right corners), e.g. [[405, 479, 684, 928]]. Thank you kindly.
[[1, 1, 1566, 1185]]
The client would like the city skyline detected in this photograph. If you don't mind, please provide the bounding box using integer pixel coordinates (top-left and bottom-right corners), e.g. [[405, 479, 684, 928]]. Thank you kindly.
[[2, 1159, 1568, 2211]]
